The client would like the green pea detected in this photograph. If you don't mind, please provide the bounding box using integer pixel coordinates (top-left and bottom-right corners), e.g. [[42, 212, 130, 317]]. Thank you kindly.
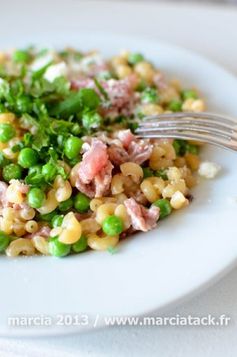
[[58, 198, 73, 212], [128, 53, 144, 65], [82, 111, 102, 130], [18, 148, 39, 168], [12, 50, 30, 63], [143, 167, 154, 178], [74, 193, 90, 213], [153, 199, 172, 219], [168, 100, 182, 112], [155, 169, 168, 180], [64, 136, 83, 159], [71, 123, 81, 136], [42, 163, 57, 181], [48, 238, 71, 257], [72, 235, 88, 253], [181, 89, 198, 100], [0, 123, 16, 143], [0, 231, 10, 252], [102, 215, 123, 236], [2, 164, 22, 182], [27, 187, 45, 209], [185, 143, 199, 155], [52, 214, 64, 228]]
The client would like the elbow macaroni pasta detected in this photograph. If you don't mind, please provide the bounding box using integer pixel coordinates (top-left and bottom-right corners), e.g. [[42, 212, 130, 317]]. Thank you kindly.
[[170, 191, 189, 209], [162, 179, 187, 199], [80, 218, 101, 234], [87, 233, 119, 251], [6, 238, 35, 257], [37, 189, 58, 214], [25, 220, 38, 234], [90, 198, 103, 212], [53, 176, 72, 203], [58, 212, 82, 244], [114, 204, 131, 230], [120, 162, 144, 184], [149, 142, 176, 170], [6, 181, 25, 204], [140, 177, 165, 203], [111, 174, 130, 195], [32, 236, 50, 255], [95, 203, 117, 225]]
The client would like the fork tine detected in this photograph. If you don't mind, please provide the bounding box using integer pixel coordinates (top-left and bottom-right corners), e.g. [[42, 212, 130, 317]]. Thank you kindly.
[[136, 123, 235, 140], [139, 118, 236, 132], [135, 112, 237, 151], [136, 131, 236, 150], [143, 112, 237, 126]]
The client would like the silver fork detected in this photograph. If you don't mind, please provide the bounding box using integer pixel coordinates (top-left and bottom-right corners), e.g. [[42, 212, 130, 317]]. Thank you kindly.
[[135, 112, 237, 151]]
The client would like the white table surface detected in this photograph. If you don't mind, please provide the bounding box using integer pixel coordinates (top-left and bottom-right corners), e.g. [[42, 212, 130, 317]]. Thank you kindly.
[[1, 1, 237, 356]]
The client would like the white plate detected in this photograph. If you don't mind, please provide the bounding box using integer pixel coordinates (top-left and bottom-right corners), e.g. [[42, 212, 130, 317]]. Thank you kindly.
[[1, 30, 237, 337]]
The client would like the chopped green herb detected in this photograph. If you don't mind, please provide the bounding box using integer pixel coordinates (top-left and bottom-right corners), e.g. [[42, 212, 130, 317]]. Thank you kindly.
[[50, 88, 100, 117], [185, 143, 199, 155], [82, 111, 102, 130], [143, 167, 154, 178], [94, 78, 109, 100], [173, 139, 187, 156], [155, 169, 168, 180], [12, 50, 30, 64], [141, 87, 159, 104]]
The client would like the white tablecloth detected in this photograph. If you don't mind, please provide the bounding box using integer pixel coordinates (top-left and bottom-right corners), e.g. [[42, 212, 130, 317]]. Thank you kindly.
[[1, 1, 237, 356]]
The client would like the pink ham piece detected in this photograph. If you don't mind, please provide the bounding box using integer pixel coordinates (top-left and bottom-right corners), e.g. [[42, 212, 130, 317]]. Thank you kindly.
[[71, 76, 137, 117], [103, 79, 134, 110], [94, 161, 113, 197], [115, 129, 135, 149], [75, 177, 97, 198], [108, 130, 153, 166], [128, 140, 153, 165], [124, 198, 160, 232], [74, 139, 113, 198], [101, 78, 136, 117], [107, 145, 129, 166], [75, 161, 113, 198], [78, 139, 109, 184]]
